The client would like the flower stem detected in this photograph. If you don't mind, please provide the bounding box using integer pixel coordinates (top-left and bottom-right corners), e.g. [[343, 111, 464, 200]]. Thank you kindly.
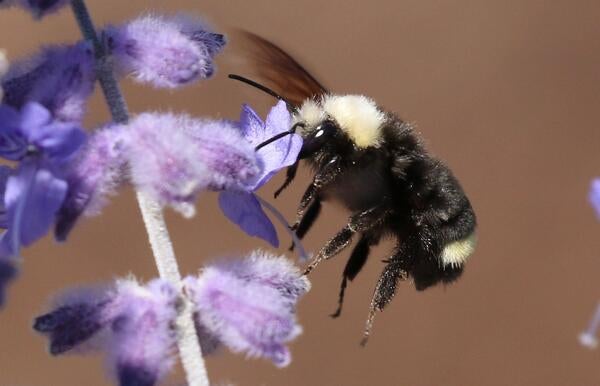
[[69, 2, 209, 385]]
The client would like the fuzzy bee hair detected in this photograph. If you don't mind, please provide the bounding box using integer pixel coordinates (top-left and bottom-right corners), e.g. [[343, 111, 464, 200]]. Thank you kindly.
[[233, 31, 477, 344], [296, 96, 386, 148]]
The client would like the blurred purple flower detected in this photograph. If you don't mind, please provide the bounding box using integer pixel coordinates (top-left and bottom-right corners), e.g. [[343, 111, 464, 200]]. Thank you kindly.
[[590, 178, 600, 220], [124, 112, 260, 217], [20, 0, 70, 18], [0, 102, 86, 260], [186, 252, 309, 367], [1, 42, 95, 122], [218, 101, 302, 247], [35, 278, 181, 386], [35, 253, 308, 381], [0, 165, 14, 306], [109, 279, 180, 386], [0, 0, 19, 9], [0, 256, 17, 306], [55, 125, 128, 241], [104, 14, 225, 89]]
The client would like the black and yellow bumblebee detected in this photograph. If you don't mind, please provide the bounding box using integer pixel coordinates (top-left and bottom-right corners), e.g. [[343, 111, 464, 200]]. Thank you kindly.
[[231, 32, 477, 343]]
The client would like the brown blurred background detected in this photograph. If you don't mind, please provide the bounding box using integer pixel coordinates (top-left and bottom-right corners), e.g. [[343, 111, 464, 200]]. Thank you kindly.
[[2, 1, 600, 385]]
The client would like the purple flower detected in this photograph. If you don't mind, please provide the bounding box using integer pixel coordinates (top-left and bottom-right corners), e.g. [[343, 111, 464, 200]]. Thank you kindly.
[[124, 112, 260, 217], [104, 15, 225, 89], [1, 42, 96, 122], [218, 101, 302, 247], [185, 252, 310, 367], [0, 166, 15, 306], [34, 279, 181, 386], [109, 279, 179, 386], [35, 253, 308, 381], [20, 0, 70, 18], [55, 126, 127, 241], [590, 178, 600, 220], [0, 0, 18, 9], [0, 102, 86, 259]]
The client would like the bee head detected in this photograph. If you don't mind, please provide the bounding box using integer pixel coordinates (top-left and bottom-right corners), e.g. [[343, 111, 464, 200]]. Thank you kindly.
[[294, 95, 387, 159]]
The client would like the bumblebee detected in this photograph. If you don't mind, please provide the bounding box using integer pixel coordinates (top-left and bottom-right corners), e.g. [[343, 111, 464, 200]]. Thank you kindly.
[[231, 32, 477, 343]]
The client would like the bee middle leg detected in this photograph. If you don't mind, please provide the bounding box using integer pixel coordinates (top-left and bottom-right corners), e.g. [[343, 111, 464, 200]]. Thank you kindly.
[[304, 206, 388, 275], [331, 232, 380, 318]]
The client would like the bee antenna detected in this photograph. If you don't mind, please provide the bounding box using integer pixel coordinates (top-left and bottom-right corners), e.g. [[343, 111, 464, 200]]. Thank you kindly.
[[254, 122, 305, 151], [228, 74, 297, 113]]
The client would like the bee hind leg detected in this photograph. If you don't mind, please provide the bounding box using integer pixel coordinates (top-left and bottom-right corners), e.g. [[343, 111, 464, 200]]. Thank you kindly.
[[361, 248, 409, 346]]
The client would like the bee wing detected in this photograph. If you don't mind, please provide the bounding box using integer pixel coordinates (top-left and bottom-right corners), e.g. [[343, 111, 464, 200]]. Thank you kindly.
[[237, 31, 328, 107]]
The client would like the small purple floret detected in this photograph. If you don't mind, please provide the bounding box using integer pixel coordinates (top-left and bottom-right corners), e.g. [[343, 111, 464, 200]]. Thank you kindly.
[[1, 43, 96, 122], [23, 0, 70, 18], [186, 252, 309, 367], [238, 101, 302, 190], [105, 15, 225, 89], [56, 126, 127, 241], [34, 279, 181, 386], [124, 112, 260, 216], [0, 103, 85, 259]]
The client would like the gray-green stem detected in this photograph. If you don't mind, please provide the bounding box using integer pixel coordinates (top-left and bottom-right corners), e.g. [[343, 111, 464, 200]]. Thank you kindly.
[[69, 2, 209, 385]]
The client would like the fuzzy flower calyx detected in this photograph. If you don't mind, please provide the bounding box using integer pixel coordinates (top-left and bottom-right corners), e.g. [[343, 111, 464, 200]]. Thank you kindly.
[[104, 14, 226, 89]]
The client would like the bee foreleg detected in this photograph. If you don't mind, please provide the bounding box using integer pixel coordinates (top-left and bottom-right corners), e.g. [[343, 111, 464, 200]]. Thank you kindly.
[[289, 198, 322, 251], [274, 163, 299, 198], [292, 156, 341, 227]]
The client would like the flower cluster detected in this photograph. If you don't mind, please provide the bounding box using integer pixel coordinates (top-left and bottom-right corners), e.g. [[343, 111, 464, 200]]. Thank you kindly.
[[35, 252, 310, 385], [0, 14, 290, 304], [2, 3, 311, 386]]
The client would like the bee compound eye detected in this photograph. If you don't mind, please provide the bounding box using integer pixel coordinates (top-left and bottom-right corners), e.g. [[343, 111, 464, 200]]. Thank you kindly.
[[299, 121, 337, 158], [313, 120, 337, 139]]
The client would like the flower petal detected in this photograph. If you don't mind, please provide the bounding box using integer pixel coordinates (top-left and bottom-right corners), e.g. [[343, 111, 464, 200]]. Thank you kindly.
[[0, 165, 13, 228], [237, 102, 301, 189], [238, 104, 265, 145], [3, 162, 67, 256], [20, 103, 87, 162], [0, 105, 28, 161], [218, 191, 278, 247]]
